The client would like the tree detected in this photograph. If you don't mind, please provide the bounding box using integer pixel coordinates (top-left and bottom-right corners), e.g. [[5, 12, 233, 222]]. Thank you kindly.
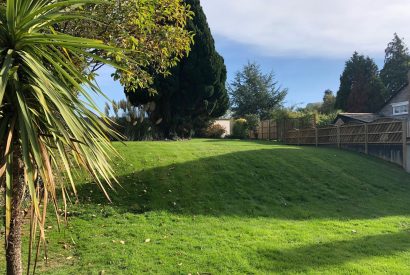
[[0, 1, 192, 274], [302, 102, 322, 113], [126, 0, 229, 138], [335, 52, 387, 112], [58, 0, 194, 89], [320, 89, 336, 114], [380, 33, 410, 97], [229, 62, 287, 120]]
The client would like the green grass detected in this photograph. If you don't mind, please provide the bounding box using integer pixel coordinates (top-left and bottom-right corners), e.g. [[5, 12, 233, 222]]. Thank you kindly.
[[2, 139, 410, 274]]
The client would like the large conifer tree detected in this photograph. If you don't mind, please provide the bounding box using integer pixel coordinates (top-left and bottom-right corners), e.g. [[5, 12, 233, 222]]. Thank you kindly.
[[229, 62, 287, 120], [380, 33, 410, 97], [126, 0, 228, 138], [335, 52, 387, 112]]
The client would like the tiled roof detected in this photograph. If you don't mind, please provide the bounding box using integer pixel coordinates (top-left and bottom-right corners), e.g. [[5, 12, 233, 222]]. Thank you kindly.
[[337, 113, 381, 123]]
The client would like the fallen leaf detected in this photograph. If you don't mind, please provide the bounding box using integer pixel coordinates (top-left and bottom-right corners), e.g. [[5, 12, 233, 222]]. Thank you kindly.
[[144, 238, 151, 243]]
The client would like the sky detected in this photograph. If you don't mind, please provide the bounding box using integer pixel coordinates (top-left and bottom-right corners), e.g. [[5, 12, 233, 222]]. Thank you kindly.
[[93, 0, 410, 110]]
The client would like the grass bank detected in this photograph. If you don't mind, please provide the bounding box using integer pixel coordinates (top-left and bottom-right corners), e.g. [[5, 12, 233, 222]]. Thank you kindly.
[[2, 139, 410, 274]]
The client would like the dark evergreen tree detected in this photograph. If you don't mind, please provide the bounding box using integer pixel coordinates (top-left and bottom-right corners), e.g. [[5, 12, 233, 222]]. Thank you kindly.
[[125, 0, 229, 138], [229, 62, 287, 120], [380, 33, 410, 97], [335, 52, 387, 112]]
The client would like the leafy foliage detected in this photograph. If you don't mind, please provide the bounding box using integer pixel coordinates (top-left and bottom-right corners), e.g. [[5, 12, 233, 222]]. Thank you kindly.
[[0, 0, 192, 273], [203, 124, 226, 138], [106, 99, 155, 141], [316, 112, 340, 127], [335, 52, 387, 112], [232, 118, 248, 139], [126, 0, 229, 138], [58, 0, 194, 89], [244, 114, 260, 135], [229, 62, 287, 120], [380, 33, 410, 98], [320, 89, 336, 114]]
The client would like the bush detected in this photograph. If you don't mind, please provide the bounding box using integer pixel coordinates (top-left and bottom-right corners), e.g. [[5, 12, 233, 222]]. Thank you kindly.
[[232, 118, 248, 139], [204, 124, 226, 138], [316, 112, 339, 127], [244, 114, 260, 136]]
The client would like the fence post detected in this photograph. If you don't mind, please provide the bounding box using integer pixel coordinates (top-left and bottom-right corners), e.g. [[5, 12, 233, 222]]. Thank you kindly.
[[364, 124, 368, 155], [402, 121, 407, 170], [315, 128, 318, 147], [268, 120, 271, 140], [337, 126, 341, 149], [282, 118, 285, 142], [297, 129, 300, 146]]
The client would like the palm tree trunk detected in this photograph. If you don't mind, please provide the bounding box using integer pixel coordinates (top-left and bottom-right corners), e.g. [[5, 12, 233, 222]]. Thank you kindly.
[[5, 147, 24, 275]]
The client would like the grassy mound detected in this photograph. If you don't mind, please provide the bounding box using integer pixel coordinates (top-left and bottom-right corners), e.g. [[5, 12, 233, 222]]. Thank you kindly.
[[2, 139, 410, 274]]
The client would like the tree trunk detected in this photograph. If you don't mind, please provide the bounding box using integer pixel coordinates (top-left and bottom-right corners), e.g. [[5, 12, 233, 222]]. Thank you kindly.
[[5, 147, 24, 275]]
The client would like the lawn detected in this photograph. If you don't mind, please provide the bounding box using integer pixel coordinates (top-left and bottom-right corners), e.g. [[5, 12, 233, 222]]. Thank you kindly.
[[2, 139, 410, 274]]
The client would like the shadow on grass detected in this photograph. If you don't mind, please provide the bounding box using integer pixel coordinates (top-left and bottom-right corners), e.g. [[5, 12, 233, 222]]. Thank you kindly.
[[77, 146, 410, 220], [256, 231, 410, 273], [202, 139, 283, 146]]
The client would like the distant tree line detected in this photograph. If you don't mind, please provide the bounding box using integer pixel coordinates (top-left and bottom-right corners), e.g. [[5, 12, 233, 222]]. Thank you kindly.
[[335, 33, 410, 113], [296, 33, 410, 127]]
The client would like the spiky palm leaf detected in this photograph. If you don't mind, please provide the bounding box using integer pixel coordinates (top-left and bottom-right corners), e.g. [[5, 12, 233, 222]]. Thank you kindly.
[[0, 0, 124, 272]]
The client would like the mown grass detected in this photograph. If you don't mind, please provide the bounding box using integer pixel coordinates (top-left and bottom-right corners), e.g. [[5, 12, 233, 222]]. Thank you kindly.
[[2, 139, 410, 274]]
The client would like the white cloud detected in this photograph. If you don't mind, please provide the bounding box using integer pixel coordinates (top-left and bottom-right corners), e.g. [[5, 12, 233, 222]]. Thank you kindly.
[[201, 0, 410, 58]]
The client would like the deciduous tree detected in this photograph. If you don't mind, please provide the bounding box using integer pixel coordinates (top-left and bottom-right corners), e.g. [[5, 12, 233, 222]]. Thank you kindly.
[[320, 89, 336, 114], [58, 0, 193, 89]]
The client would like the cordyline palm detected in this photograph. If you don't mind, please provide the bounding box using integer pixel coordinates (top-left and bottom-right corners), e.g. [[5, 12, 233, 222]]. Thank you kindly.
[[0, 0, 124, 274]]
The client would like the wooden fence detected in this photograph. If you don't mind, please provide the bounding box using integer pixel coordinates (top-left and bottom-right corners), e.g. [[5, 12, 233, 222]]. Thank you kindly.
[[250, 115, 316, 141], [250, 120, 278, 140], [285, 120, 408, 169]]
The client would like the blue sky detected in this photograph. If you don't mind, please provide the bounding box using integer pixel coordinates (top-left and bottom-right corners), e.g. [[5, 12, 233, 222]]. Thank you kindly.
[[92, 0, 409, 111]]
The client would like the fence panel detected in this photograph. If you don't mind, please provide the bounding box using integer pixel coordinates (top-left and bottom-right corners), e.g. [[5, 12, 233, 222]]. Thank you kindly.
[[284, 119, 407, 170], [251, 120, 278, 140], [317, 126, 338, 145], [286, 130, 299, 144], [340, 124, 365, 144], [367, 121, 403, 144], [299, 128, 316, 145]]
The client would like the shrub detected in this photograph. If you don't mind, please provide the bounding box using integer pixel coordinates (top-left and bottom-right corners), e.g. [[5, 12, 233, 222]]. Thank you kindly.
[[316, 112, 339, 127], [232, 118, 248, 139], [204, 124, 226, 138], [244, 114, 260, 137]]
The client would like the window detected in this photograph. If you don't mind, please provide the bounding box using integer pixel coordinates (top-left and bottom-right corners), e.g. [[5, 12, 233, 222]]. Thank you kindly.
[[392, 101, 409, 116]]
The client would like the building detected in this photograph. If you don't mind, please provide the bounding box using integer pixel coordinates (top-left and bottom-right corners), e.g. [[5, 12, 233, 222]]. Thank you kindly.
[[334, 113, 381, 126], [213, 119, 233, 137], [334, 72, 410, 125]]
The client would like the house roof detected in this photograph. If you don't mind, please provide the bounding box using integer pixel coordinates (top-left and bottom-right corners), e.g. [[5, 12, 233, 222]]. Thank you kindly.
[[380, 81, 409, 110], [334, 113, 381, 123]]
